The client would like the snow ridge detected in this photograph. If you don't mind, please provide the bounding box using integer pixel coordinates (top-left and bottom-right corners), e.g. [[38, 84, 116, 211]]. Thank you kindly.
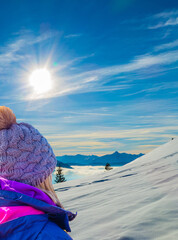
[[55, 138, 178, 240]]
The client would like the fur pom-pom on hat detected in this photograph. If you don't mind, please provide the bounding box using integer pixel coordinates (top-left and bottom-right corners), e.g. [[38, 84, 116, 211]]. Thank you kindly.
[[0, 106, 16, 130], [0, 106, 57, 186]]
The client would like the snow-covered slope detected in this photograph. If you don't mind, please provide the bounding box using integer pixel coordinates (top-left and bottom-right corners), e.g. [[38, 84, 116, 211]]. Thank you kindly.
[[54, 138, 178, 240]]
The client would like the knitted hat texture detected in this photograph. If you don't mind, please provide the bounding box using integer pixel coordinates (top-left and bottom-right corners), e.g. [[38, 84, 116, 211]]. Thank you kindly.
[[0, 115, 57, 186]]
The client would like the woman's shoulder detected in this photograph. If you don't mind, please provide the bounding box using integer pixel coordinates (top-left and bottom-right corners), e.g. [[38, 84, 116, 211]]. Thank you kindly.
[[36, 217, 73, 240]]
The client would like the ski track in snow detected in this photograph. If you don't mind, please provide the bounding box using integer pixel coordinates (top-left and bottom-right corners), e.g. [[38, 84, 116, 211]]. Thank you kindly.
[[54, 138, 178, 240]]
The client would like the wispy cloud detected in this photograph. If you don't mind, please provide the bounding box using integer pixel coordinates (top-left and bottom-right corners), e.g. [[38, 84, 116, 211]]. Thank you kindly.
[[154, 39, 178, 51], [124, 81, 178, 97], [27, 49, 178, 100], [149, 18, 178, 29], [47, 125, 178, 155], [0, 38, 25, 70], [32, 98, 178, 156], [0, 30, 58, 73], [149, 9, 178, 29], [54, 53, 95, 72], [50, 140, 123, 149], [3, 26, 178, 105], [153, 10, 178, 19], [64, 33, 82, 39], [47, 126, 178, 141]]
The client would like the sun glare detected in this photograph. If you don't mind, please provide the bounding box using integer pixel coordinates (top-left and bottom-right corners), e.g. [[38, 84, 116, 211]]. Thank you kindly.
[[29, 68, 52, 94]]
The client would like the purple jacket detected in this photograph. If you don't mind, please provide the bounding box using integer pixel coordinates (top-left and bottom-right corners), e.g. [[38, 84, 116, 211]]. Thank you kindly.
[[0, 177, 77, 240]]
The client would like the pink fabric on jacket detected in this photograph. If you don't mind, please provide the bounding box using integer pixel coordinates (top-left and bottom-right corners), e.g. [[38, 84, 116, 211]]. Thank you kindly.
[[0, 206, 44, 224]]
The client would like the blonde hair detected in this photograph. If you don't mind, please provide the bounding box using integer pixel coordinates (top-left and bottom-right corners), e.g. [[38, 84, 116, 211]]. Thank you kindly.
[[36, 174, 64, 209]]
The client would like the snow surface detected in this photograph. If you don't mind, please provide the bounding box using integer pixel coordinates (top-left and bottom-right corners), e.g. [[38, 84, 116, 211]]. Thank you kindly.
[[54, 138, 178, 240]]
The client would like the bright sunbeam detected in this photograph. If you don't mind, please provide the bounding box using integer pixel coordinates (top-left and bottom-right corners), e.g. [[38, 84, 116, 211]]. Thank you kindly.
[[29, 68, 52, 94]]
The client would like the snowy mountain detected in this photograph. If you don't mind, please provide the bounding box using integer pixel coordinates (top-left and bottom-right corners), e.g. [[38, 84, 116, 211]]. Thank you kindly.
[[54, 138, 178, 240], [56, 151, 143, 166]]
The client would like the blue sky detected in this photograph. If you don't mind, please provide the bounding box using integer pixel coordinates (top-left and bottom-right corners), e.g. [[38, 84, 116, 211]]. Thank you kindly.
[[0, 0, 178, 155]]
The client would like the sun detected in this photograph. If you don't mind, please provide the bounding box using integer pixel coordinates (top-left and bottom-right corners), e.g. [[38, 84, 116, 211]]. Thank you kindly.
[[29, 68, 52, 94]]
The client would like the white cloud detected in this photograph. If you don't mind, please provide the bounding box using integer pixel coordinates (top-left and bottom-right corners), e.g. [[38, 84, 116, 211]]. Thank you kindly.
[[3, 27, 178, 102], [154, 39, 178, 51], [54, 53, 95, 71], [50, 140, 123, 150], [55, 165, 110, 177], [153, 10, 178, 19], [46, 125, 178, 155], [149, 18, 178, 29], [0, 30, 57, 72], [47, 126, 178, 142], [124, 81, 178, 97], [64, 33, 82, 39], [149, 9, 178, 29], [27, 49, 178, 100], [0, 38, 25, 68]]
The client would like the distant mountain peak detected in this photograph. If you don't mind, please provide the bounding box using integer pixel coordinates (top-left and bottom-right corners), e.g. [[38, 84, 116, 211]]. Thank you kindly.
[[113, 151, 119, 155], [57, 151, 143, 166]]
